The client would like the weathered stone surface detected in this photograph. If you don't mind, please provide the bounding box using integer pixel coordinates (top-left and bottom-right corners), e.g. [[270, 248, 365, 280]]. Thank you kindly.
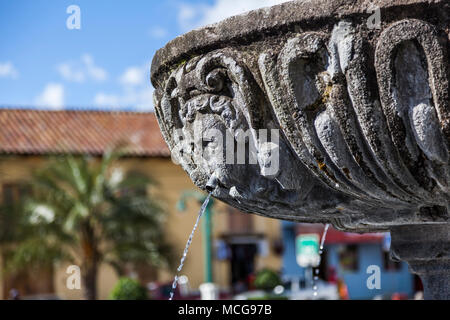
[[152, 0, 449, 231], [391, 224, 450, 299], [151, 0, 449, 298]]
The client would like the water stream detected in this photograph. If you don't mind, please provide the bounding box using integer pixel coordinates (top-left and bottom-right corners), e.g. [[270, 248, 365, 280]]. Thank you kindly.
[[312, 223, 330, 298], [169, 200, 330, 300], [169, 193, 212, 300]]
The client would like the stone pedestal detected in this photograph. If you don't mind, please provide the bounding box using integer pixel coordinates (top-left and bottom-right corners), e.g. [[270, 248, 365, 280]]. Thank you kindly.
[[391, 224, 450, 300]]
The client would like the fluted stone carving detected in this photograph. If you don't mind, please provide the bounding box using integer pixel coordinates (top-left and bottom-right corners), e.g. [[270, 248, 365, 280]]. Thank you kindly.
[[151, 0, 449, 299]]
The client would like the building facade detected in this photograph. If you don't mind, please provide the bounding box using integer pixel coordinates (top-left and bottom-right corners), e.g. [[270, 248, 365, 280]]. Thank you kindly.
[[281, 222, 415, 299], [0, 109, 282, 300]]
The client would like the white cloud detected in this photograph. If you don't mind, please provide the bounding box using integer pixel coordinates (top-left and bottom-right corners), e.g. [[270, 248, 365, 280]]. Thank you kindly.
[[58, 63, 84, 82], [94, 87, 154, 111], [35, 83, 65, 109], [178, 0, 291, 30], [178, 4, 200, 31], [94, 64, 153, 111], [119, 66, 146, 87], [149, 26, 168, 39], [57, 54, 108, 83], [0, 61, 19, 79], [94, 93, 120, 106], [81, 54, 108, 81]]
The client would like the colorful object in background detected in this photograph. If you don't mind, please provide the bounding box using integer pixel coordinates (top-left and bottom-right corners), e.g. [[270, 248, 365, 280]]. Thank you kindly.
[[215, 240, 231, 261], [383, 233, 391, 252], [337, 279, 349, 300], [296, 234, 320, 268], [282, 223, 415, 299]]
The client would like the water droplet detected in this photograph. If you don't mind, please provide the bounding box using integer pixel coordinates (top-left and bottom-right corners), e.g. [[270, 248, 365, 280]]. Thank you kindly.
[[312, 224, 330, 300]]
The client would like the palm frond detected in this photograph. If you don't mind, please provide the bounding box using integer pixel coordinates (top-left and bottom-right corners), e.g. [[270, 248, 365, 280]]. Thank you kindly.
[[1, 142, 173, 287]]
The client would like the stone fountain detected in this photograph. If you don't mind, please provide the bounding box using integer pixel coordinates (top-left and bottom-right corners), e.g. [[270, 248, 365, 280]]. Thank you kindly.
[[151, 0, 449, 299]]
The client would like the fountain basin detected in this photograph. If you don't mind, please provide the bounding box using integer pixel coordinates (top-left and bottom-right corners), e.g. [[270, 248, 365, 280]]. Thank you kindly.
[[151, 0, 449, 299]]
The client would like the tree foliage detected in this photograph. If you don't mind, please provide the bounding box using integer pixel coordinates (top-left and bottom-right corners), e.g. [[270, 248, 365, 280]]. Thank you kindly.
[[0, 146, 173, 299], [109, 277, 148, 300]]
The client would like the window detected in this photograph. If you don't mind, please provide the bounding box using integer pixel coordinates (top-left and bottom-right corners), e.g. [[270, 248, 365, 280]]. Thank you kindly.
[[2, 183, 30, 205], [338, 244, 359, 272]]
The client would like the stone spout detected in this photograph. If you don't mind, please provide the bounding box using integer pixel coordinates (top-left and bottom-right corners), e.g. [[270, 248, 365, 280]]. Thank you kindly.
[[151, 0, 450, 299], [205, 170, 220, 193]]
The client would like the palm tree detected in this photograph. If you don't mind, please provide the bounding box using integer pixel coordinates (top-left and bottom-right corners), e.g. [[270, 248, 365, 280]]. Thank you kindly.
[[3, 147, 173, 300]]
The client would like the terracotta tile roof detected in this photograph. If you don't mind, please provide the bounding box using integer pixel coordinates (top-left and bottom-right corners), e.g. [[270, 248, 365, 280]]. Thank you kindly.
[[0, 108, 170, 157]]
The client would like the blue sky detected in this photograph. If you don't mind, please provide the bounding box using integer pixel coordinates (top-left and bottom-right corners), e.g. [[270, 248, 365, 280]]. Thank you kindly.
[[0, 0, 289, 111]]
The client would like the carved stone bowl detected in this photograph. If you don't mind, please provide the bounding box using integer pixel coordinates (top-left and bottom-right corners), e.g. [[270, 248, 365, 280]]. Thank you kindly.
[[151, 0, 449, 299]]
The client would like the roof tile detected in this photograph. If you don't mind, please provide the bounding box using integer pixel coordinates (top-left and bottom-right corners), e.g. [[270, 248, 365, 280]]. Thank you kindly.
[[0, 109, 170, 157]]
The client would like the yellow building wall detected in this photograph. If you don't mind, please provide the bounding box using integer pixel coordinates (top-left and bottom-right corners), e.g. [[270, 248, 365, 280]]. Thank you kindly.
[[0, 156, 281, 299], [53, 262, 118, 300]]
